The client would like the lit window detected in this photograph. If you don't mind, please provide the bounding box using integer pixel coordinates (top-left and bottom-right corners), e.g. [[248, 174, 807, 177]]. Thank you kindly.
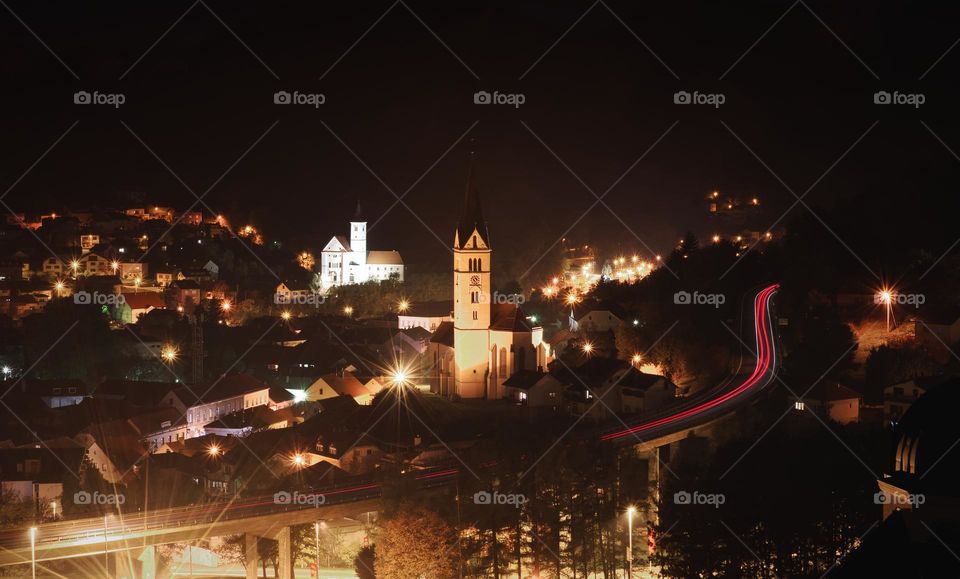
[[794, 401, 805, 411]]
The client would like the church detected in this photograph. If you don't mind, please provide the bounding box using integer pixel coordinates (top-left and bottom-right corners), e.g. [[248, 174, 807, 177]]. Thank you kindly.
[[319, 203, 404, 291], [427, 160, 552, 399]]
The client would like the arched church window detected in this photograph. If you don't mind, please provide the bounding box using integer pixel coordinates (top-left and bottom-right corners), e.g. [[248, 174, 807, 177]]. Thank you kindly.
[[499, 348, 507, 376], [477, 258, 482, 271]]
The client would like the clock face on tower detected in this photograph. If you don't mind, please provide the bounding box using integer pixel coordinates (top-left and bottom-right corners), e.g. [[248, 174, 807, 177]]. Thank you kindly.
[[469, 275, 481, 287]]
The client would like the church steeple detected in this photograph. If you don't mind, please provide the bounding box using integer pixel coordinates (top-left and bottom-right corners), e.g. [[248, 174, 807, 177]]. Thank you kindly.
[[455, 153, 489, 249]]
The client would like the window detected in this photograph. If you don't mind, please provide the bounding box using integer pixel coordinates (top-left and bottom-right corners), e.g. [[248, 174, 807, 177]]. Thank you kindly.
[[471, 291, 479, 304], [794, 401, 805, 411], [472, 311, 478, 320]]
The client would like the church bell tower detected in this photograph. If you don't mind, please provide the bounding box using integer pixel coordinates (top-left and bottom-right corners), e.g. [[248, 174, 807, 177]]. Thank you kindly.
[[453, 155, 491, 398]]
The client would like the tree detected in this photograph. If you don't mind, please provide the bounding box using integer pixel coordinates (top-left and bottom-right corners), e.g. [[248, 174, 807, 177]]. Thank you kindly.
[[355, 544, 376, 579], [375, 502, 456, 578]]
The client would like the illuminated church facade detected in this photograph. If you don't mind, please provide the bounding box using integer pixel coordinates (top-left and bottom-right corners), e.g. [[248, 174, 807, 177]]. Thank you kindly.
[[427, 160, 552, 399]]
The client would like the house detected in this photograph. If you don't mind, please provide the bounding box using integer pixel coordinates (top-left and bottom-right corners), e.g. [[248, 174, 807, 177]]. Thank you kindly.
[[118, 262, 147, 283], [153, 374, 287, 442], [883, 375, 951, 425], [0, 446, 85, 520], [274, 281, 313, 305], [576, 304, 627, 332], [32, 379, 88, 408], [304, 371, 375, 405], [154, 267, 180, 287], [115, 291, 166, 323], [170, 279, 201, 309], [803, 381, 862, 424], [559, 359, 677, 420], [503, 369, 561, 407], [398, 300, 454, 332], [382, 326, 433, 358]]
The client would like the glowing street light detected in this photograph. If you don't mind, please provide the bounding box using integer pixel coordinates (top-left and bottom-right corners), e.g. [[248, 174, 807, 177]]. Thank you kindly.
[[397, 299, 410, 313], [878, 288, 894, 332], [631, 354, 642, 366], [581, 342, 594, 355], [207, 445, 221, 457], [626, 506, 636, 578], [110, 260, 119, 273], [281, 311, 292, 321], [161, 344, 177, 363], [566, 293, 579, 306], [29, 527, 37, 579], [343, 305, 354, 316], [221, 300, 232, 312], [292, 453, 306, 467], [53, 280, 65, 297]]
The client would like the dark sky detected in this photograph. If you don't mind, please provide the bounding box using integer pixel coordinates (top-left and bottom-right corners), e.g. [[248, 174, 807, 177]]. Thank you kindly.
[[1, 1, 958, 275]]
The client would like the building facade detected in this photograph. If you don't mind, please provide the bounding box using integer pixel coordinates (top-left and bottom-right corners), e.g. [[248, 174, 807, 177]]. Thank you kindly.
[[320, 203, 404, 290], [428, 160, 552, 399]]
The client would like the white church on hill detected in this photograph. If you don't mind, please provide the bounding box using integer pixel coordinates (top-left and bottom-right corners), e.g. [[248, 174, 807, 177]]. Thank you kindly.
[[320, 202, 404, 291], [427, 159, 553, 399]]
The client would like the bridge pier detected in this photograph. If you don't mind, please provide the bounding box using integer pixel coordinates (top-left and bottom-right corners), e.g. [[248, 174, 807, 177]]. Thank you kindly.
[[111, 545, 155, 579], [277, 526, 292, 579], [244, 533, 259, 579]]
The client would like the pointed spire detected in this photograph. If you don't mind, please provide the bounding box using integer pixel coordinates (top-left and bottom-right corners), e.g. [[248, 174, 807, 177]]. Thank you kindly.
[[455, 149, 489, 249]]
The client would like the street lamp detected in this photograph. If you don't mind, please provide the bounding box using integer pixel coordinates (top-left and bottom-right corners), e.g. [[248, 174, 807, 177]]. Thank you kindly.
[[878, 288, 893, 332], [161, 345, 177, 363], [29, 527, 36, 579], [397, 299, 410, 313], [581, 342, 594, 355], [207, 444, 221, 458], [221, 300, 232, 313], [631, 354, 642, 366], [315, 521, 321, 575], [281, 311, 292, 321], [343, 305, 353, 316], [626, 506, 636, 578]]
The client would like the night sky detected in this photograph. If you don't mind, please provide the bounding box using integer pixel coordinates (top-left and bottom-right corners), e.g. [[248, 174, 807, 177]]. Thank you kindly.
[[2, 1, 959, 274]]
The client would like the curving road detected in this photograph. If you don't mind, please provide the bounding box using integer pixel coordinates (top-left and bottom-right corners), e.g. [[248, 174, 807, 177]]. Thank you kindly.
[[600, 283, 780, 443]]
